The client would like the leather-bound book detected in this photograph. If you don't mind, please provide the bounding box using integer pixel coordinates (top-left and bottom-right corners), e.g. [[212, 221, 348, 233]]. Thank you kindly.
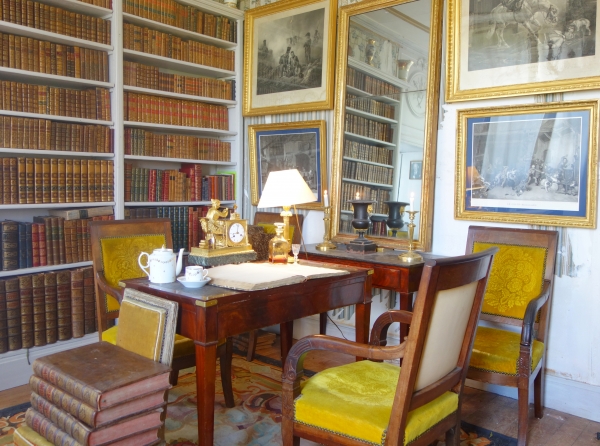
[[100, 159, 108, 202], [32, 273, 46, 347], [63, 220, 74, 264], [25, 407, 162, 446], [58, 158, 66, 202], [83, 219, 91, 261], [33, 216, 53, 266], [29, 378, 167, 428], [76, 219, 85, 262], [32, 222, 41, 267], [37, 220, 48, 266], [107, 160, 114, 201], [19, 274, 34, 348], [80, 159, 88, 202], [0, 279, 7, 353], [94, 159, 102, 202], [25, 222, 33, 268], [18, 222, 28, 269], [87, 159, 95, 202], [34, 157, 43, 203], [70, 269, 84, 338], [50, 158, 58, 203], [70, 220, 78, 263], [1, 158, 10, 204], [6, 277, 22, 350], [82, 266, 95, 334], [56, 217, 66, 264], [72, 159, 81, 203], [26, 157, 34, 203], [1, 220, 19, 271], [65, 159, 73, 203], [44, 272, 58, 345], [42, 158, 50, 203], [49, 217, 60, 265], [56, 270, 72, 341], [17, 157, 26, 204], [9, 158, 17, 204], [32, 342, 171, 409]]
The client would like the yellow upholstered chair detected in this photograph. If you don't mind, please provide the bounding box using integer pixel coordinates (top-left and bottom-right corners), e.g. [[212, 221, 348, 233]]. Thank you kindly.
[[89, 219, 234, 407], [282, 248, 498, 446], [465, 226, 558, 446]]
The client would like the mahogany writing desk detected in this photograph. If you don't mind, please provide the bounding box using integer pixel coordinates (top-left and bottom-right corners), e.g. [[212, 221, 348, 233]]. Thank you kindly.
[[302, 243, 445, 340], [123, 261, 372, 446]]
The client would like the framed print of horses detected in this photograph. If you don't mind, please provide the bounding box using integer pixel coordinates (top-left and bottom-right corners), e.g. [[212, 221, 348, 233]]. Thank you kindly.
[[446, 0, 600, 101], [242, 0, 337, 116], [455, 100, 598, 228]]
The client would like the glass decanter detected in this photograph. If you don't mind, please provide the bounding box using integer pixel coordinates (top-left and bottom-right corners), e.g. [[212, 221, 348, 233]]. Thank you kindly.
[[269, 222, 290, 264]]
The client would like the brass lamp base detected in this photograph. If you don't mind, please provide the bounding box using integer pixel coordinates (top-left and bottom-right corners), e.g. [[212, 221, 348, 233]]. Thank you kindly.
[[398, 250, 423, 263], [316, 240, 337, 251]]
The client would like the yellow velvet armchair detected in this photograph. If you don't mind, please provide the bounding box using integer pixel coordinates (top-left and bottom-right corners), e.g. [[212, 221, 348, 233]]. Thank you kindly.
[[282, 248, 498, 446], [465, 226, 558, 446], [89, 218, 234, 407]]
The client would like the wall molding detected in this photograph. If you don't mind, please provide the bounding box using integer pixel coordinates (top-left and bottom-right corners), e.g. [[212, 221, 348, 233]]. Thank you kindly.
[[0, 334, 98, 391]]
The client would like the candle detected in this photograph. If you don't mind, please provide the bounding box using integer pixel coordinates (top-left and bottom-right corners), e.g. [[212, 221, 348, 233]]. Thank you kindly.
[[409, 192, 414, 212], [324, 190, 329, 207], [355, 192, 360, 200]]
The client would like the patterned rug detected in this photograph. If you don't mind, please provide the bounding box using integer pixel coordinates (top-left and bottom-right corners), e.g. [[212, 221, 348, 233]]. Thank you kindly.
[[0, 353, 516, 446]]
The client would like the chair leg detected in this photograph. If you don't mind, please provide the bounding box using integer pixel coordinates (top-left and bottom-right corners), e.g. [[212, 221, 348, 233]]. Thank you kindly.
[[246, 329, 258, 362], [534, 371, 544, 419], [319, 312, 327, 334], [517, 386, 530, 446], [445, 426, 460, 446], [168, 369, 179, 386], [220, 337, 235, 408], [282, 416, 299, 446]]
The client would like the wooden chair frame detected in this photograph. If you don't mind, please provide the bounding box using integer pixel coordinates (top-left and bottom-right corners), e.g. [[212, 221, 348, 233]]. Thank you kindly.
[[465, 226, 558, 446], [89, 219, 234, 406], [282, 248, 498, 446]]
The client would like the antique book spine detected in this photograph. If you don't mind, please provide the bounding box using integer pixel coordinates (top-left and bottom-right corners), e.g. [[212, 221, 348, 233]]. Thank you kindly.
[[94, 159, 101, 202], [70, 219, 78, 263], [34, 157, 43, 204], [9, 157, 17, 203], [100, 159, 108, 202], [80, 159, 88, 202], [18, 222, 27, 269], [1, 158, 10, 204], [107, 159, 114, 201], [65, 158, 73, 203], [44, 271, 57, 344], [24, 222, 33, 268], [72, 159, 81, 203], [56, 217, 66, 264], [17, 156, 26, 203], [84, 219, 91, 261], [26, 157, 34, 203], [63, 220, 74, 264], [56, 270, 71, 340], [70, 269, 84, 338], [31, 222, 41, 267], [6, 277, 21, 350], [1, 220, 19, 271], [76, 219, 84, 262], [57, 157, 66, 202], [50, 157, 58, 203], [25, 408, 80, 446], [32, 273, 46, 347], [82, 266, 95, 334], [41, 157, 50, 203], [19, 274, 34, 348], [49, 217, 59, 265], [0, 280, 7, 353]]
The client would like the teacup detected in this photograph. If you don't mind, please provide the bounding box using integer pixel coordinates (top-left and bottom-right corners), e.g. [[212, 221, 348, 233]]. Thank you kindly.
[[185, 265, 209, 282]]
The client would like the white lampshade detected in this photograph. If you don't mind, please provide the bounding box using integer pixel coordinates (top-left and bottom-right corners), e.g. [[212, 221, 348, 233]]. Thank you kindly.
[[257, 169, 317, 208]]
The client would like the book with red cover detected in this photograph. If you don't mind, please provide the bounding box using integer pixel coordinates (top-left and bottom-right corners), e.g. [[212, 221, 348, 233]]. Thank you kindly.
[[32, 342, 171, 410]]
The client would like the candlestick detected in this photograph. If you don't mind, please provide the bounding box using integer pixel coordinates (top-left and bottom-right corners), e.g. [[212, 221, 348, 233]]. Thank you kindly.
[[409, 192, 414, 212], [398, 210, 423, 263], [315, 205, 337, 251], [324, 190, 329, 207]]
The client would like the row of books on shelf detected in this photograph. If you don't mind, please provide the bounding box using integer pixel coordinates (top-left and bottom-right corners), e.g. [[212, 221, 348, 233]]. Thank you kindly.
[[0, 33, 109, 82], [342, 159, 394, 185], [346, 93, 396, 119], [1, 212, 113, 271], [123, 91, 228, 129], [1, 82, 111, 121], [345, 114, 394, 143], [0, 0, 111, 45], [79, 0, 111, 9], [125, 128, 230, 161], [347, 67, 401, 97], [340, 181, 390, 214], [123, 23, 235, 71], [344, 139, 393, 165], [1, 116, 113, 153], [0, 266, 96, 353], [1, 157, 114, 205], [124, 0, 237, 43], [125, 205, 211, 252], [124, 60, 235, 100], [23, 343, 169, 445]]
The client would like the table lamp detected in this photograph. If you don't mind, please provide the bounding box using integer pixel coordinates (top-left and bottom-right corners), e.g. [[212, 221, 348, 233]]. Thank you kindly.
[[256, 169, 317, 245]]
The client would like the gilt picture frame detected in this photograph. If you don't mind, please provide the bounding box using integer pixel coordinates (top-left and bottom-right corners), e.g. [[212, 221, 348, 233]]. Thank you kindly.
[[455, 100, 598, 228], [242, 0, 337, 116], [446, 0, 600, 102], [249, 120, 327, 210]]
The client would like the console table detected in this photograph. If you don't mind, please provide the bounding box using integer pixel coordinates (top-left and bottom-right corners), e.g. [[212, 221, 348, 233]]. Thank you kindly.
[[301, 243, 444, 340]]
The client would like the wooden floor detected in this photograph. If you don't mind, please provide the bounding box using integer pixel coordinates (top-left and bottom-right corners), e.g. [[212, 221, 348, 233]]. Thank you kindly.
[[2, 337, 599, 446]]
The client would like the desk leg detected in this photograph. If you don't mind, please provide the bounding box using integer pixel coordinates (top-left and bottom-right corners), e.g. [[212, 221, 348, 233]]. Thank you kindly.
[[195, 342, 217, 446], [355, 302, 371, 360], [280, 320, 294, 363], [399, 292, 414, 341]]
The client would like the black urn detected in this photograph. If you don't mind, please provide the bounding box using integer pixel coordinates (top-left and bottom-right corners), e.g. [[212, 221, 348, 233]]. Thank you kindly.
[[384, 201, 409, 237], [347, 199, 377, 253]]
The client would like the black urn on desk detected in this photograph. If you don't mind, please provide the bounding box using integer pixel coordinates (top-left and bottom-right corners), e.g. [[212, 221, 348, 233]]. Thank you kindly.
[[384, 201, 409, 237], [347, 199, 377, 253]]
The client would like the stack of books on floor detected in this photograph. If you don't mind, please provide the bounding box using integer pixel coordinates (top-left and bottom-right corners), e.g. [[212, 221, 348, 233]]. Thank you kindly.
[[18, 342, 172, 446], [233, 329, 277, 355]]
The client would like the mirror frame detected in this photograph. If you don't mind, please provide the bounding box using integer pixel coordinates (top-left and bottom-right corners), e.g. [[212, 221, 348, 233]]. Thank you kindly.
[[330, 0, 443, 251]]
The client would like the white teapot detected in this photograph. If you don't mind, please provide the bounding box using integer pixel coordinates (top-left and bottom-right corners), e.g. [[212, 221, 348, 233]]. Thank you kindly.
[[138, 245, 184, 284]]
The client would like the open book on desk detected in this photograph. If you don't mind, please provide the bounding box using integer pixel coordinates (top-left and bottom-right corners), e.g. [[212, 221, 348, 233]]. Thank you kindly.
[[207, 262, 350, 291]]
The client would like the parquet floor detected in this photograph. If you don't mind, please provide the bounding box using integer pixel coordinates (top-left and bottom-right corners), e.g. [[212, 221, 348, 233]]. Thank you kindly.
[[2, 336, 599, 445]]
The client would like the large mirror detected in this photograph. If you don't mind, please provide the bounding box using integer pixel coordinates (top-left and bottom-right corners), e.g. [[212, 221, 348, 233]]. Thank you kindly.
[[330, 0, 442, 251]]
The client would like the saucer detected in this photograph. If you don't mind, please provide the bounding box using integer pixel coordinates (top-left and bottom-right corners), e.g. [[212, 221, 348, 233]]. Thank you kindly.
[[177, 277, 211, 288]]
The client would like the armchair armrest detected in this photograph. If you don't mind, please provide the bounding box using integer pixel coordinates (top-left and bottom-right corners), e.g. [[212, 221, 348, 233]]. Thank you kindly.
[[521, 280, 551, 346], [370, 310, 414, 346], [95, 271, 124, 304]]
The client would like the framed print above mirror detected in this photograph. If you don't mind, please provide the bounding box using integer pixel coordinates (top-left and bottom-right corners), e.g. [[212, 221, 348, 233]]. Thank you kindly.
[[249, 120, 327, 210], [330, 0, 443, 251], [446, 0, 600, 102], [455, 100, 598, 228], [242, 0, 337, 116]]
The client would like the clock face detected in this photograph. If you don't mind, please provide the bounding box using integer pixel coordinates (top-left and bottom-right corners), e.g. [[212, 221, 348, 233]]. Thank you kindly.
[[228, 222, 245, 244]]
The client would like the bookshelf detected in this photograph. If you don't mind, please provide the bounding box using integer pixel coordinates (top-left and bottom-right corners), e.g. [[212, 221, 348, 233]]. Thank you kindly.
[[0, 0, 244, 365]]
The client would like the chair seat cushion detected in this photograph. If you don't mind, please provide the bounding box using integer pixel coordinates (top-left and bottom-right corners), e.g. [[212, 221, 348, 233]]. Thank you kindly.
[[294, 360, 458, 446], [102, 326, 197, 358], [470, 326, 544, 375]]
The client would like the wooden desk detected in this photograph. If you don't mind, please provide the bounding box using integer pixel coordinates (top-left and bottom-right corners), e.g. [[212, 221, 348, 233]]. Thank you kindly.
[[123, 261, 372, 446], [302, 243, 444, 340]]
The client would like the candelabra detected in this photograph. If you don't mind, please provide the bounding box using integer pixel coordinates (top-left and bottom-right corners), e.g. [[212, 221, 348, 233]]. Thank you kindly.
[[316, 206, 337, 251], [398, 210, 423, 263]]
